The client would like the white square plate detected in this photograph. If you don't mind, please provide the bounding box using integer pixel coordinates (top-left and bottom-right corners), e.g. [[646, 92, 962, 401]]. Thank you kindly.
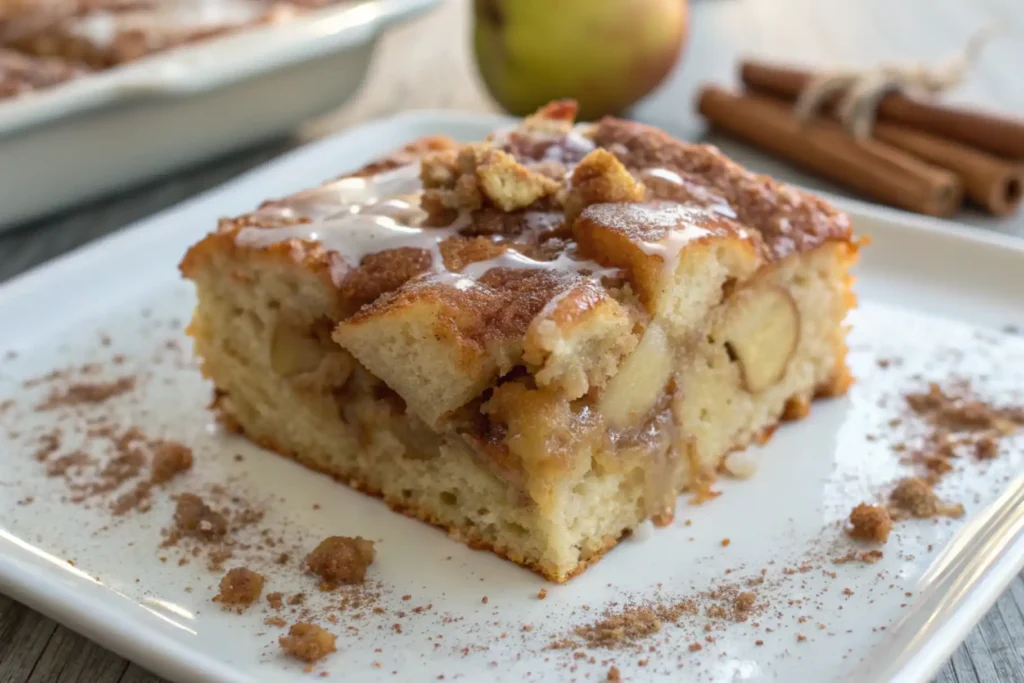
[[2, 112, 1024, 683]]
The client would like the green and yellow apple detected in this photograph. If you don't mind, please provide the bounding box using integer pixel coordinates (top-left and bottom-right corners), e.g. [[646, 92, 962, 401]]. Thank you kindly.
[[473, 0, 688, 120]]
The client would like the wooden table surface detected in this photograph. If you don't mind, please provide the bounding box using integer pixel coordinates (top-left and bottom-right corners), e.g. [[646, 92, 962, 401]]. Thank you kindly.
[[2, 1, 1024, 681]]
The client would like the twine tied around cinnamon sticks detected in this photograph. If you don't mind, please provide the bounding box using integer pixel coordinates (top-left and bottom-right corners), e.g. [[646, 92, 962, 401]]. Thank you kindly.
[[696, 28, 1024, 218], [794, 24, 998, 141]]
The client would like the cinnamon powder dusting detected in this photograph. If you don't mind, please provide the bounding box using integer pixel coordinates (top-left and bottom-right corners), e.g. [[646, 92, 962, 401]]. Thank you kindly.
[[36, 376, 136, 410]]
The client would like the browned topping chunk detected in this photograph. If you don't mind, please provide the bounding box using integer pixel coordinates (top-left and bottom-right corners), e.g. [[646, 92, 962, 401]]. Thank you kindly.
[[606, 665, 622, 681], [174, 493, 228, 540], [150, 441, 193, 484], [214, 567, 264, 605], [279, 622, 336, 663], [267, 592, 284, 609], [306, 536, 375, 586], [734, 591, 756, 616], [975, 435, 998, 459], [889, 477, 964, 519], [847, 503, 892, 543]]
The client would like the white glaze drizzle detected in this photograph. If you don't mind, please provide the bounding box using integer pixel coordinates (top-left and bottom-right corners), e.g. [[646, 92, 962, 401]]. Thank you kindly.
[[460, 249, 617, 281], [234, 162, 616, 291], [641, 167, 738, 220], [252, 165, 423, 222]]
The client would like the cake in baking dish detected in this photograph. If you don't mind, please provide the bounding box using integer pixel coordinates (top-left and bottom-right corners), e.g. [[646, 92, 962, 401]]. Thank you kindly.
[[0, 0, 341, 70], [180, 102, 859, 582], [0, 47, 89, 98]]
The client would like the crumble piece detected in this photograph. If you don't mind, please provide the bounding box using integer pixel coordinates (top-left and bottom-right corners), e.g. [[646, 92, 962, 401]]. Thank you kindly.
[[174, 493, 228, 540], [975, 435, 998, 459], [279, 622, 336, 663], [306, 536, 375, 586], [214, 567, 264, 605], [734, 591, 756, 617], [889, 477, 964, 519], [150, 441, 193, 483], [847, 503, 892, 542]]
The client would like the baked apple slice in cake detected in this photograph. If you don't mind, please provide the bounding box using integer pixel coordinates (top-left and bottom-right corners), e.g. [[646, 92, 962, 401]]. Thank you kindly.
[[180, 102, 858, 582]]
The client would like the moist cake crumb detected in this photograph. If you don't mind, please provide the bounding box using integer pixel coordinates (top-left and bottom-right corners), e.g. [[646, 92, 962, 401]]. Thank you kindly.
[[306, 536, 375, 587], [889, 477, 964, 519], [847, 503, 892, 542], [265, 616, 287, 627], [150, 441, 193, 483], [174, 493, 228, 540], [267, 592, 284, 609], [606, 665, 622, 681], [214, 567, 265, 605], [280, 622, 337, 663], [538, 589, 548, 600]]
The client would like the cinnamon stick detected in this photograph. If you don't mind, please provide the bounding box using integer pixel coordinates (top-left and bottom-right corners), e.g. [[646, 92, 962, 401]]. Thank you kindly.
[[740, 60, 1024, 160], [870, 123, 1024, 216], [696, 86, 963, 217]]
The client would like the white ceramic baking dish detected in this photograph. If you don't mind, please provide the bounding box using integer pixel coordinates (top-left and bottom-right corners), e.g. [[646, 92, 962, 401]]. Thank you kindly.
[[0, 0, 440, 230]]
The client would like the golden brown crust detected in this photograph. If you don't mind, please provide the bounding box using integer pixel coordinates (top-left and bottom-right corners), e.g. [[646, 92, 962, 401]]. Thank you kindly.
[[182, 111, 857, 335], [590, 118, 853, 261]]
